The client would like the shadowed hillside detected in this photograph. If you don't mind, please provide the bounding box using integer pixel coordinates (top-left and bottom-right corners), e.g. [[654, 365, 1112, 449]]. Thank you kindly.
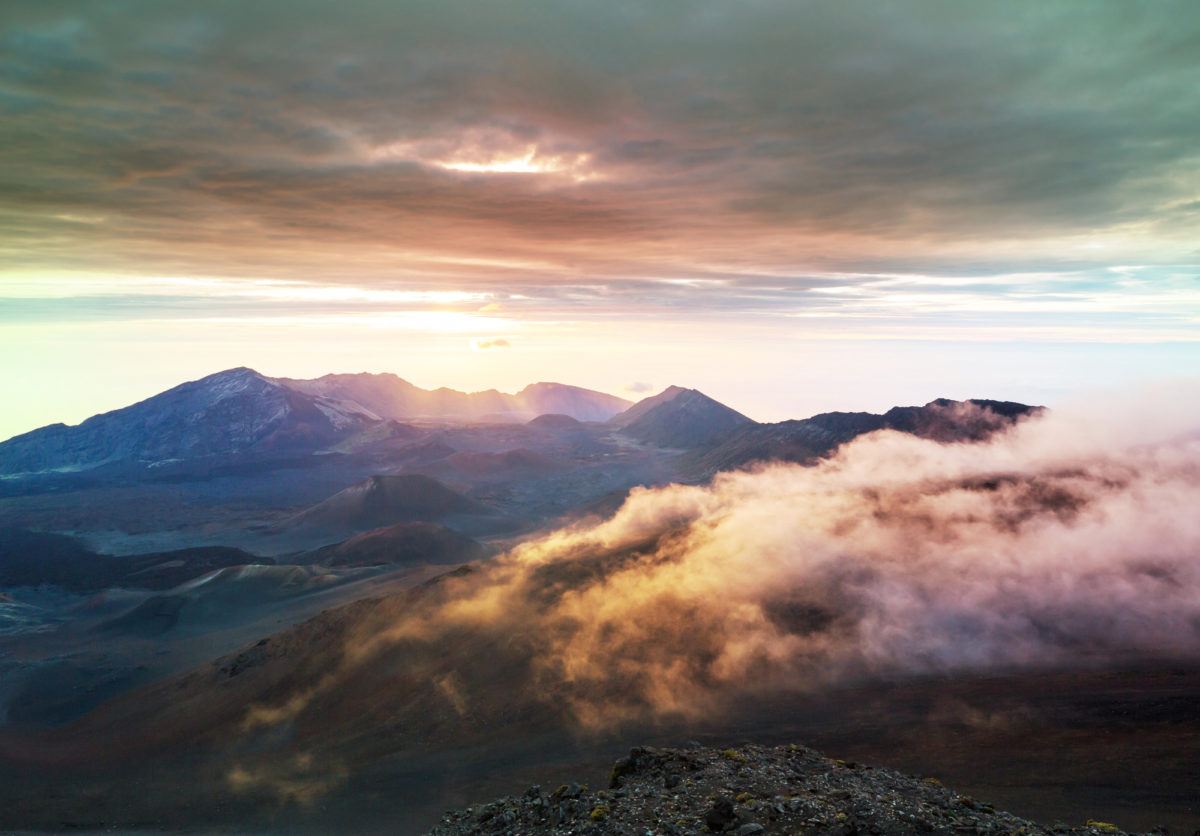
[[304, 522, 488, 568], [0, 528, 266, 592], [282, 474, 497, 539]]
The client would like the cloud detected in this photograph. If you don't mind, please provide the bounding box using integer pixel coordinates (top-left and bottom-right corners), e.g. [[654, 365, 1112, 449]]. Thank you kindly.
[[227, 752, 347, 805], [625, 381, 654, 393], [0, 0, 1197, 293], [470, 337, 511, 351], [241, 383, 1200, 732], [447, 385, 1200, 726]]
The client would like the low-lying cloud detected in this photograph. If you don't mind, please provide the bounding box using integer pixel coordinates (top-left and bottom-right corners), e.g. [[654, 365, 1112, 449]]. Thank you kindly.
[[237, 384, 1200, 737], [366, 384, 1200, 727]]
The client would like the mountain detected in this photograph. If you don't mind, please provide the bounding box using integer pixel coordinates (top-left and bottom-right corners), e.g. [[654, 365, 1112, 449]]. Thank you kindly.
[[526, 413, 584, 431], [512, 382, 629, 422], [611, 387, 755, 448], [282, 474, 492, 535], [0, 368, 380, 477], [680, 418, 864, 476], [0, 369, 631, 478], [879, 397, 1040, 442], [607, 385, 689, 429], [322, 419, 427, 454], [274, 373, 430, 419], [0, 369, 633, 479], [277, 373, 630, 423], [303, 522, 487, 568], [684, 398, 1040, 476], [279, 373, 507, 421]]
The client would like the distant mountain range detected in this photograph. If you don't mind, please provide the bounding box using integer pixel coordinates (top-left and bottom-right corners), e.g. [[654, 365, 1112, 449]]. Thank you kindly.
[[280, 373, 630, 423], [0, 368, 631, 477], [0, 366, 1040, 486], [682, 397, 1040, 476], [0, 367, 378, 477], [0, 383, 1056, 833], [604, 387, 1036, 466]]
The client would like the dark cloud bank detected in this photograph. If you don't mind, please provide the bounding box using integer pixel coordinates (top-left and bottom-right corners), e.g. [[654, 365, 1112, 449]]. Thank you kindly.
[[2, 0, 1199, 284]]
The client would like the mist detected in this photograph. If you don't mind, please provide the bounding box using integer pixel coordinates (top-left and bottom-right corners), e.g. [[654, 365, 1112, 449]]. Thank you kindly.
[[230, 383, 1200, 737], [393, 386, 1196, 724]]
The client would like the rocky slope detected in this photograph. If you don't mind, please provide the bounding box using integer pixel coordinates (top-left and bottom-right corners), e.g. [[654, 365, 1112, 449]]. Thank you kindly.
[[430, 744, 1138, 836]]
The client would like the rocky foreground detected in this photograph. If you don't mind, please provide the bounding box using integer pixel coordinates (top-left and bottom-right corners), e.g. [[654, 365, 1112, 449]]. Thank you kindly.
[[430, 743, 1149, 835]]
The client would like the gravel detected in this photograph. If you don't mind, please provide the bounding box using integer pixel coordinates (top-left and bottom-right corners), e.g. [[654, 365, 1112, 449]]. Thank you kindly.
[[429, 743, 1154, 835]]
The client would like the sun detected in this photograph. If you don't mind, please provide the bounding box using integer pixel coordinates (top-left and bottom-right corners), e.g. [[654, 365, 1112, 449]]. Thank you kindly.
[[433, 145, 595, 181], [436, 147, 547, 174], [366, 137, 596, 181]]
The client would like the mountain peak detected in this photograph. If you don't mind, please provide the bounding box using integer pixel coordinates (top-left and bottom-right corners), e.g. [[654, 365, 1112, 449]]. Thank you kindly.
[[607, 385, 689, 429], [178, 367, 279, 399], [610, 386, 754, 448], [882, 397, 1042, 442], [517, 381, 565, 393], [0, 366, 375, 476], [199, 366, 266, 382], [284, 473, 491, 536], [518, 381, 605, 395], [512, 382, 631, 422]]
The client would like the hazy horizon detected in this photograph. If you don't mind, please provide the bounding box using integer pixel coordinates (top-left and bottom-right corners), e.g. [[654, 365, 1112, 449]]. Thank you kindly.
[[4, 347, 1196, 443]]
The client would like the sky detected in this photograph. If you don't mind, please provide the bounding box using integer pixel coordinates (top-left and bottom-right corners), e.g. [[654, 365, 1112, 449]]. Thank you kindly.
[[2, 0, 1199, 439]]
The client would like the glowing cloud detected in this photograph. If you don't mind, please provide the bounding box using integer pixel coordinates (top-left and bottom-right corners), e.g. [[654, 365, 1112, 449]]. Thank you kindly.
[[239, 385, 1200, 732], [435, 146, 595, 180], [367, 135, 597, 182]]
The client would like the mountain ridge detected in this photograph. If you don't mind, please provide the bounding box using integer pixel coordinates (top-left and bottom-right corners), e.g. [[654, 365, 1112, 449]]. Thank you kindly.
[[0, 368, 632, 476], [0, 368, 380, 477], [276, 372, 630, 424], [684, 397, 1042, 476]]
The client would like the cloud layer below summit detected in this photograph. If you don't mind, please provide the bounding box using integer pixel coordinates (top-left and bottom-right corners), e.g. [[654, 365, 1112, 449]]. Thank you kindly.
[[334, 384, 1200, 725]]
